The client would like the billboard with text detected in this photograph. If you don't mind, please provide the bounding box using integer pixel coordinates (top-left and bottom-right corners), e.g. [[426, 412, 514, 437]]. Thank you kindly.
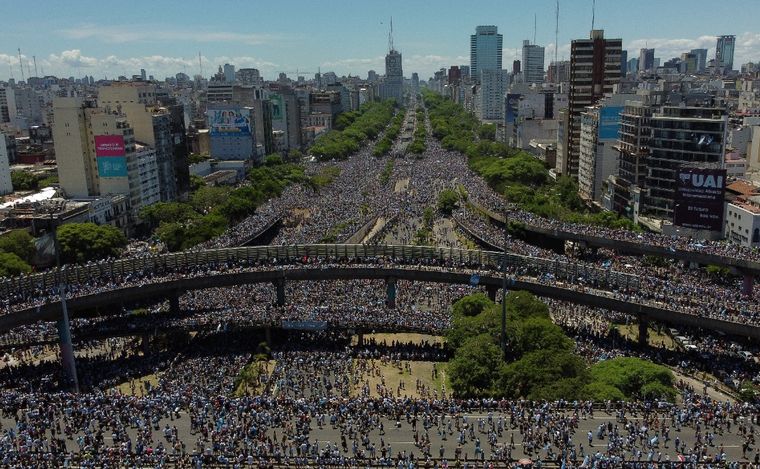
[[208, 108, 252, 137], [673, 167, 726, 232], [95, 135, 127, 178]]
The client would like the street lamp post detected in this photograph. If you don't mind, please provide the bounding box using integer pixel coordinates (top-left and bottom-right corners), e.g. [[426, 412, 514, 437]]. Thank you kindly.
[[500, 209, 508, 357]]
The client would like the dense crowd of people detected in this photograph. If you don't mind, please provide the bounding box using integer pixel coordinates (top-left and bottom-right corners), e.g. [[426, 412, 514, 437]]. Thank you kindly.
[[1, 102, 760, 466]]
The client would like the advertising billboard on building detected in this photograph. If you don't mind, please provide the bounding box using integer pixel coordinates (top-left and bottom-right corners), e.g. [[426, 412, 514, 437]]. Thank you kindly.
[[208, 108, 252, 137], [505, 94, 520, 124], [599, 106, 622, 139], [95, 135, 127, 178], [270, 94, 284, 122], [673, 167, 727, 231]]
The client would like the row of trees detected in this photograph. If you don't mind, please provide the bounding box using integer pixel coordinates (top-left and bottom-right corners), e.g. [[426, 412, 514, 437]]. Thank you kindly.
[[0, 222, 130, 276], [407, 108, 427, 155], [142, 154, 308, 251], [0, 230, 35, 276], [310, 100, 396, 160], [423, 91, 638, 231], [447, 291, 676, 401], [10, 171, 58, 191], [373, 109, 406, 157]]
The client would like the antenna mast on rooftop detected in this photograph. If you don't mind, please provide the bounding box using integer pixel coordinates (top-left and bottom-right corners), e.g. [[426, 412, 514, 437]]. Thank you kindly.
[[198, 52, 203, 78], [591, 0, 596, 31], [33, 56, 38, 77], [388, 17, 394, 52], [18, 48, 25, 81], [555, 1, 560, 68], [534, 13, 537, 45]]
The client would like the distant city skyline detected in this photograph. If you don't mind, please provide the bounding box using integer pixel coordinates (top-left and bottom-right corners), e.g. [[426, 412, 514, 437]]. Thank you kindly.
[[1, 0, 759, 81]]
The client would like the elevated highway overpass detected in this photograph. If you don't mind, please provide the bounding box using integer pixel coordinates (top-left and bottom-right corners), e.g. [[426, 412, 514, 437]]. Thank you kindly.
[[1, 244, 757, 341], [471, 201, 760, 279]]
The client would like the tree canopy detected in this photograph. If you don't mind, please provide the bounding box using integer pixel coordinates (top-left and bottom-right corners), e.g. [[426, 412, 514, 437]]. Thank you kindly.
[[56, 223, 127, 264], [446, 291, 677, 402]]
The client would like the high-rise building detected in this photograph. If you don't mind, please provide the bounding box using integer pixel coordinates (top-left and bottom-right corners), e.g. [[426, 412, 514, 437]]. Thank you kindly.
[[522, 40, 545, 84], [475, 69, 509, 121], [512, 60, 521, 75], [380, 49, 403, 102], [0, 86, 14, 123], [223, 63, 236, 83], [691, 48, 708, 72], [52, 97, 149, 218], [620, 50, 628, 78], [98, 82, 181, 202], [645, 106, 727, 221], [367, 70, 378, 83], [638, 48, 655, 73], [560, 30, 622, 177], [236, 68, 263, 86], [548, 61, 570, 83], [0, 133, 12, 195], [577, 94, 628, 204], [207, 104, 258, 162], [606, 90, 661, 217], [470, 25, 503, 81], [140, 69, 147, 81], [716, 35, 736, 72]]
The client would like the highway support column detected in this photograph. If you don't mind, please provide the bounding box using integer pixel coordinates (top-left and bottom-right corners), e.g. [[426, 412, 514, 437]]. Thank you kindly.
[[743, 273, 754, 297], [638, 318, 649, 347], [169, 292, 181, 315], [386, 277, 397, 309], [486, 285, 498, 302], [274, 279, 286, 307], [56, 293, 79, 393]]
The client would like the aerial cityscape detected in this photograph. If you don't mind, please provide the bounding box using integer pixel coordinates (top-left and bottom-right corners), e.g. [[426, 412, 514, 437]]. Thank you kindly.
[[2, 0, 760, 466]]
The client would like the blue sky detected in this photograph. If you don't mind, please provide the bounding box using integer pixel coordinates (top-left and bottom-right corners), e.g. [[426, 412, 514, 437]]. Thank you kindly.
[[2, 0, 759, 80]]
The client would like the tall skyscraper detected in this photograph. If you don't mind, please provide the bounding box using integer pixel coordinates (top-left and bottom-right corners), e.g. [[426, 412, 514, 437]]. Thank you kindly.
[[380, 21, 403, 103], [558, 30, 622, 178], [0, 133, 12, 195], [476, 69, 509, 121], [223, 63, 236, 83], [690, 48, 708, 72], [620, 50, 628, 78], [645, 106, 727, 223], [716, 35, 736, 72], [470, 25, 503, 81], [638, 48, 655, 73], [522, 40, 545, 84], [52, 97, 155, 219]]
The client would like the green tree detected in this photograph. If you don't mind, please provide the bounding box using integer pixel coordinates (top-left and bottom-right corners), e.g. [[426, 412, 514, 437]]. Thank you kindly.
[[478, 123, 496, 141], [139, 202, 198, 227], [190, 186, 231, 214], [589, 357, 675, 401], [10, 171, 41, 190], [436, 189, 460, 215], [452, 293, 492, 317], [449, 334, 504, 398], [189, 174, 206, 192], [0, 229, 35, 262], [0, 252, 32, 277], [499, 349, 589, 399], [510, 317, 574, 356], [57, 223, 127, 263]]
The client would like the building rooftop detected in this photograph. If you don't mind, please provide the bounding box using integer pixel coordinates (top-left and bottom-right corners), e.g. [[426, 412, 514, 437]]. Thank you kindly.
[[727, 180, 759, 197]]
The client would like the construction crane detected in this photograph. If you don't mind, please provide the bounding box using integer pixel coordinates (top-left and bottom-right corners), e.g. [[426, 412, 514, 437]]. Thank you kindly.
[[18, 48, 25, 81]]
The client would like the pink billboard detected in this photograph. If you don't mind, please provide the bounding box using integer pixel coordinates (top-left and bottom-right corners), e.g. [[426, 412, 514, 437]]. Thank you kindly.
[[94, 135, 125, 157]]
